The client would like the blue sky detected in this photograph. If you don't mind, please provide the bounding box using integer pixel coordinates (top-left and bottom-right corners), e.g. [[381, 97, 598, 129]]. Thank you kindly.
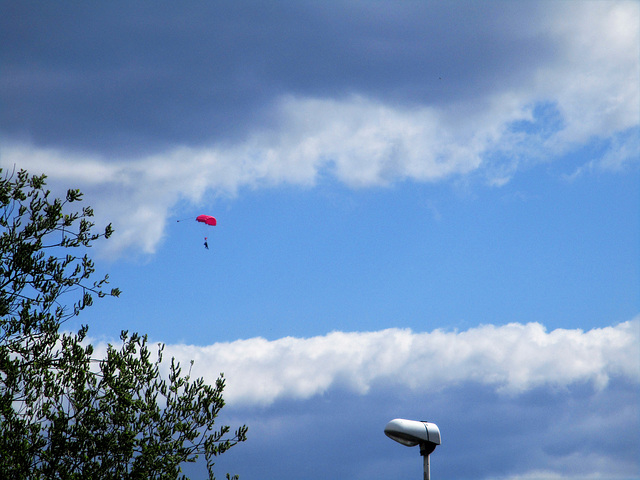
[[1, 1, 639, 479]]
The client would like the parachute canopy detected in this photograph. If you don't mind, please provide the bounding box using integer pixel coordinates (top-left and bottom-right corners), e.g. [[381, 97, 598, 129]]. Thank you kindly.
[[196, 215, 217, 226]]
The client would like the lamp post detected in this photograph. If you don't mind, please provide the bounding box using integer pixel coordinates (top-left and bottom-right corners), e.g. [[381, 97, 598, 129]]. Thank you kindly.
[[384, 418, 441, 480]]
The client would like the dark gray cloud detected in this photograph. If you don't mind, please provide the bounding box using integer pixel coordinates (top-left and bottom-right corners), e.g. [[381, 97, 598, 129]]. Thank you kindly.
[[1, 5, 637, 478], [198, 380, 639, 480], [1, 1, 637, 255], [2, 1, 554, 154]]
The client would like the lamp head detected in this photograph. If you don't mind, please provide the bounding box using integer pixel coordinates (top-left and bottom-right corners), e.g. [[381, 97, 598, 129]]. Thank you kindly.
[[384, 418, 441, 454]]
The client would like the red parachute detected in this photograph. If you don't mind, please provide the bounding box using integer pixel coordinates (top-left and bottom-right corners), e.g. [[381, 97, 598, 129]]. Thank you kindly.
[[196, 215, 217, 226]]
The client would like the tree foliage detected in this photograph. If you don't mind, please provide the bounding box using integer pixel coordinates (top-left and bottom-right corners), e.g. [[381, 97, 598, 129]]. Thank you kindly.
[[0, 168, 247, 479]]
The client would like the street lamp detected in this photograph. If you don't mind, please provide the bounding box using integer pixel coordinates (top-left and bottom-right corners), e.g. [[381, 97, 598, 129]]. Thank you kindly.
[[384, 418, 441, 480]]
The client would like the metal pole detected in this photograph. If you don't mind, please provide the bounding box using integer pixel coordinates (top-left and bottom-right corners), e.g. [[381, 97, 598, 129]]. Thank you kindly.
[[423, 454, 430, 480], [420, 442, 435, 480]]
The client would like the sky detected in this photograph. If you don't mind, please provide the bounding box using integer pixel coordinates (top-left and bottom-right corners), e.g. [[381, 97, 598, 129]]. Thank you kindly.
[[1, 1, 639, 479]]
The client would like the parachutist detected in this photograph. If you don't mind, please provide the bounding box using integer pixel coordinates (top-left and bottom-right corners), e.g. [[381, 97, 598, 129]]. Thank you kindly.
[[178, 214, 216, 249]]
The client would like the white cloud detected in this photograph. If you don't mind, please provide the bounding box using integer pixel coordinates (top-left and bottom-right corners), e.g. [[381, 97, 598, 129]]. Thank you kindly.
[[148, 319, 640, 406], [563, 129, 640, 180], [540, 1, 639, 146]]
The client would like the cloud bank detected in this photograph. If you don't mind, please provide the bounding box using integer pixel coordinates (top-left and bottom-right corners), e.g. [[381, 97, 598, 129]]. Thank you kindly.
[[159, 319, 638, 480], [1, 1, 638, 257], [136, 319, 640, 406]]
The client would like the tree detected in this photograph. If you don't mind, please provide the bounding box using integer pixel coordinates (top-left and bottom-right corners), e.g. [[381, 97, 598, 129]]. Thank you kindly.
[[0, 168, 247, 479]]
